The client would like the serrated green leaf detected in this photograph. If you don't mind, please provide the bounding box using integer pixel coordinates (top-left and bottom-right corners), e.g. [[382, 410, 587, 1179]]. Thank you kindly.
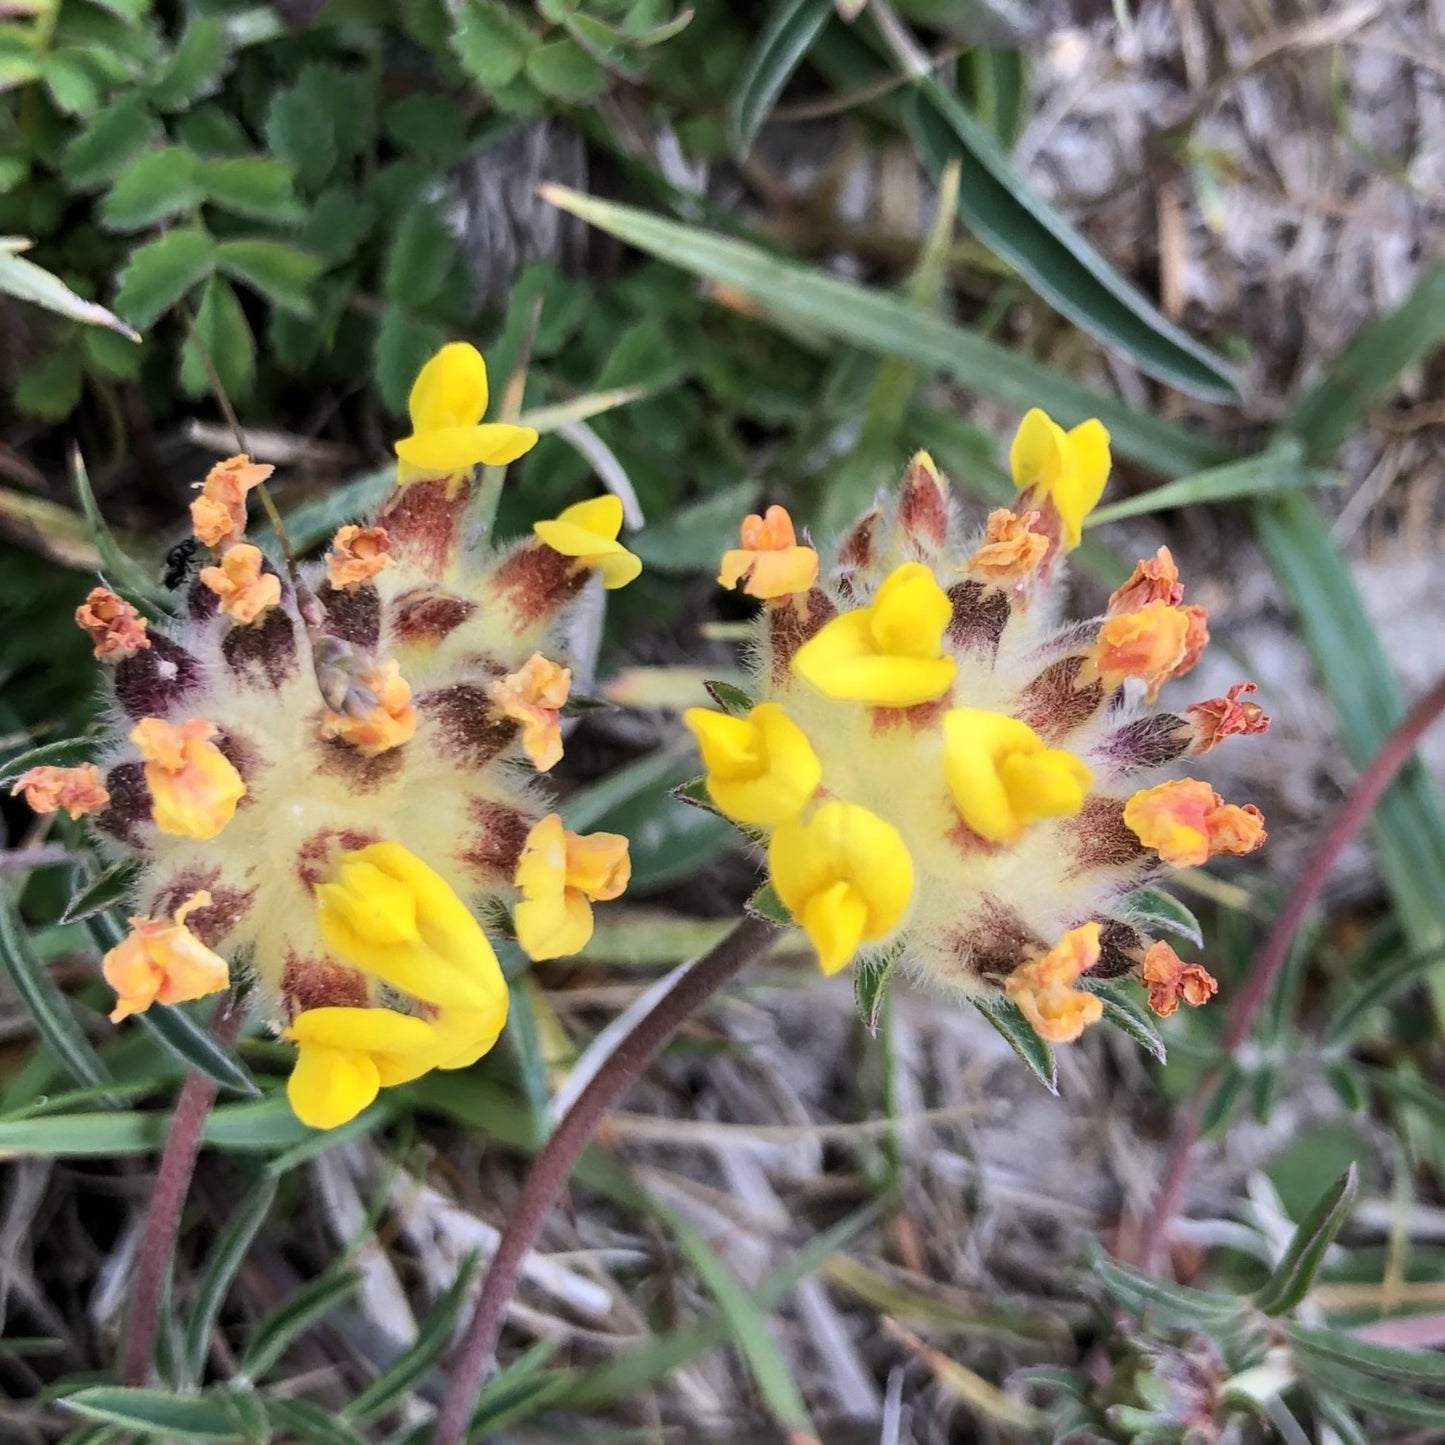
[[148, 17, 229, 113], [61, 860, 139, 924], [180, 275, 255, 402], [197, 156, 301, 224], [382, 93, 467, 166], [451, 0, 535, 89], [240, 1267, 360, 1380], [0, 887, 112, 1097], [525, 37, 608, 102], [728, 0, 831, 156], [214, 238, 320, 318], [373, 305, 448, 412], [540, 185, 1224, 479], [263, 85, 338, 194], [62, 97, 160, 188], [0, 736, 97, 785], [100, 146, 202, 231], [184, 1173, 278, 1383], [1255, 1163, 1357, 1315], [60, 1386, 243, 1440], [1083, 978, 1166, 1062], [1122, 886, 1204, 949], [704, 679, 755, 714], [300, 187, 374, 267], [854, 943, 903, 1033], [1286, 1323, 1445, 1387], [382, 204, 459, 308], [113, 227, 215, 332], [40, 48, 103, 115], [135, 1003, 258, 1099], [972, 992, 1057, 1092]]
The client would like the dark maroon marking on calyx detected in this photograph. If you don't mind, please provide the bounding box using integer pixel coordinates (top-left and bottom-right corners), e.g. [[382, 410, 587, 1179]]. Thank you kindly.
[[1092, 917, 1144, 979], [186, 576, 219, 622], [380, 476, 471, 573], [418, 684, 515, 766], [950, 896, 1050, 982], [898, 459, 949, 551], [92, 761, 151, 847], [945, 581, 1009, 659], [222, 607, 297, 689], [1033, 618, 1100, 660], [836, 509, 878, 573], [392, 590, 476, 644], [1066, 795, 1150, 877], [493, 543, 586, 629], [295, 827, 380, 888], [1016, 656, 1104, 742], [872, 698, 947, 735], [767, 588, 836, 686], [153, 870, 256, 948], [280, 952, 370, 1015], [460, 799, 536, 882], [1102, 714, 1191, 775], [318, 582, 380, 649], [113, 633, 204, 719], [315, 734, 405, 791]]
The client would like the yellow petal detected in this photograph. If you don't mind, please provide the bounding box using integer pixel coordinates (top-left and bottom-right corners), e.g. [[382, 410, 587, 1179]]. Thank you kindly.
[[793, 610, 956, 707], [287, 1043, 382, 1130], [801, 880, 869, 976], [286, 1005, 439, 1053], [393, 423, 538, 473], [408, 342, 489, 432], [683, 702, 821, 826], [867, 563, 952, 659], [555, 494, 624, 539], [514, 888, 594, 961], [1009, 407, 1066, 489]]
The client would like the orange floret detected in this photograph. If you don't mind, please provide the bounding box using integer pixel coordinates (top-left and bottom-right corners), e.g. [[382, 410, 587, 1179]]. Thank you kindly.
[[1141, 940, 1218, 1018], [199, 542, 282, 624], [967, 509, 1050, 584], [325, 525, 393, 590], [1108, 546, 1184, 614], [320, 660, 416, 756], [131, 717, 247, 840], [102, 890, 230, 1023], [1124, 779, 1266, 867], [189, 454, 274, 550], [11, 764, 110, 819], [1004, 921, 1105, 1044], [75, 587, 149, 660], [718, 505, 819, 600], [1187, 682, 1270, 753], [1078, 601, 1193, 702], [489, 653, 571, 771]]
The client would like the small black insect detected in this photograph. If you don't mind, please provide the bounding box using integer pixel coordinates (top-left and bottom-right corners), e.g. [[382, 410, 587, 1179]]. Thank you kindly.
[[162, 537, 200, 590]]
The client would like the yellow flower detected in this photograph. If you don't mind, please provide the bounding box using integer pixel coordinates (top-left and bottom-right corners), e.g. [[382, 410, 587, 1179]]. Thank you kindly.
[[769, 801, 913, 975], [199, 542, 282, 624], [11, 763, 109, 819], [315, 842, 510, 1020], [319, 659, 417, 756], [102, 891, 229, 1023], [532, 495, 642, 590], [131, 717, 246, 840], [1005, 923, 1104, 1044], [942, 709, 1091, 844], [683, 702, 820, 826], [792, 562, 956, 707], [286, 1007, 434, 1129], [514, 813, 630, 961], [393, 342, 539, 475], [1009, 409, 1110, 550], [1124, 779, 1267, 868], [489, 653, 571, 771], [718, 505, 819, 599]]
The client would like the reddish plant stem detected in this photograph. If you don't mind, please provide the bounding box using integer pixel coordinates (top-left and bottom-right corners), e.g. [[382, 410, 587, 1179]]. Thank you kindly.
[[122, 1000, 241, 1385], [1132, 671, 1445, 1270], [435, 914, 780, 1445]]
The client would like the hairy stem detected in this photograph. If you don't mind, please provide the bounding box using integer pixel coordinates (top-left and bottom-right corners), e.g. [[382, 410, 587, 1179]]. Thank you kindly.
[[122, 1000, 240, 1385], [1130, 670, 1445, 1269], [435, 913, 780, 1445]]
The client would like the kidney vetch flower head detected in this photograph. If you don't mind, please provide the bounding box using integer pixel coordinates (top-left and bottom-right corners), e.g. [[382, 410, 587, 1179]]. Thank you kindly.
[[685, 419, 1269, 1063], [40, 342, 639, 1129]]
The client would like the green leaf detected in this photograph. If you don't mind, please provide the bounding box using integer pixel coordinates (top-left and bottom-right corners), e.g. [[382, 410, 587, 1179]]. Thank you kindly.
[[148, 17, 230, 113], [40, 48, 103, 115], [747, 880, 791, 927], [373, 305, 448, 412], [1299, 1362, 1445, 1427], [266, 1398, 369, 1445], [299, 187, 374, 268], [1082, 978, 1166, 1062], [0, 887, 113, 1096], [135, 1003, 258, 1099], [671, 774, 723, 817], [854, 942, 903, 1033], [12, 341, 84, 420], [1122, 886, 1204, 949], [71, 444, 161, 598], [382, 94, 468, 166], [382, 205, 459, 309], [540, 185, 1225, 479], [100, 146, 201, 232], [0, 736, 97, 785], [728, 0, 831, 156], [197, 156, 301, 224], [263, 85, 338, 194], [113, 228, 216, 332], [451, 0, 535, 90], [1095, 1256, 1252, 1331], [1325, 941, 1445, 1045], [971, 992, 1057, 1092], [184, 1173, 278, 1382], [61, 860, 139, 924], [60, 1387, 244, 1440], [1088, 438, 1335, 526], [240, 1267, 360, 1380], [214, 239, 320, 318], [1286, 1323, 1445, 1387], [181, 274, 255, 402], [704, 679, 755, 714], [1254, 1163, 1357, 1315], [62, 97, 160, 188], [525, 37, 608, 102]]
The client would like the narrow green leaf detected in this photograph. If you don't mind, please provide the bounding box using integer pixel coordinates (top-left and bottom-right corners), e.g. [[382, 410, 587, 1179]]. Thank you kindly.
[[1325, 942, 1445, 1045], [728, 0, 831, 155], [135, 1003, 258, 1099], [1255, 1163, 1357, 1315], [266, 1398, 369, 1445], [1082, 979, 1166, 1062], [0, 736, 96, 785], [61, 860, 139, 925], [971, 992, 1057, 1092], [855, 942, 903, 1033], [1122, 886, 1204, 949], [540, 185, 1224, 479], [747, 880, 791, 927], [113, 228, 216, 333], [1286, 1323, 1445, 1387], [184, 1173, 278, 1383], [704, 679, 755, 715], [0, 241, 138, 338], [1200, 1066, 1247, 1135], [1095, 1256, 1251, 1330], [100, 146, 202, 232], [239, 1268, 360, 1380], [214, 239, 321, 318], [0, 888, 112, 1096], [61, 1386, 243, 1440], [1298, 1361, 1445, 1427], [72, 445, 161, 598]]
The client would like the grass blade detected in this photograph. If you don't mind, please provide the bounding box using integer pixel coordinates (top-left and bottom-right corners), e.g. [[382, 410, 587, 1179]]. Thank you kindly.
[[728, 0, 832, 156]]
